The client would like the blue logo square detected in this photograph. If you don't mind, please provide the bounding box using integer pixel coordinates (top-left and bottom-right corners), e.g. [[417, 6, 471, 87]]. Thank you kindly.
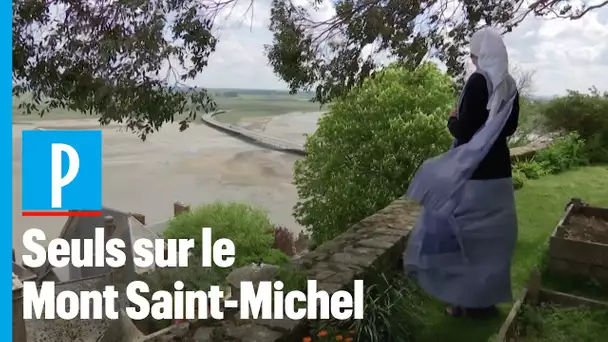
[[22, 130, 102, 212]]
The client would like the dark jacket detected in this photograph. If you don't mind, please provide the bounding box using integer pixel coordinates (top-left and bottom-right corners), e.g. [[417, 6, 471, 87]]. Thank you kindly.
[[447, 72, 520, 180]]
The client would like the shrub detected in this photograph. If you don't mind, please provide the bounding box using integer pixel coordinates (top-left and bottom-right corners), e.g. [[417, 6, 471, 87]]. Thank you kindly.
[[518, 304, 608, 342], [294, 63, 454, 246], [585, 133, 608, 164], [349, 274, 423, 342], [273, 225, 295, 256], [275, 263, 308, 293], [163, 202, 290, 267], [542, 88, 608, 163], [513, 160, 547, 180], [512, 170, 527, 190], [308, 273, 424, 342], [139, 257, 227, 291], [257, 248, 292, 265], [535, 133, 588, 174]]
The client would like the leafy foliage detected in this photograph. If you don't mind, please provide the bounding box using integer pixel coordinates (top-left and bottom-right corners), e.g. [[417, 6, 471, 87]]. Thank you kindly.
[[293, 63, 454, 245], [141, 201, 295, 331], [273, 225, 296, 256], [542, 88, 608, 163], [13, 0, 221, 139], [510, 131, 587, 191], [275, 263, 308, 293], [310, 273, 424, 342], [518, 304, 608, 342], [163, 202, 290, 266], [350, 274, 423, 342], [534, 133, 588, 174], [511, 133, 588, 190], [13, 0, 606, 137], [139, 256, 226, 293], [512, 170, 526, 190], [513, 160, 547, 180], [266, 0, 607, 104]]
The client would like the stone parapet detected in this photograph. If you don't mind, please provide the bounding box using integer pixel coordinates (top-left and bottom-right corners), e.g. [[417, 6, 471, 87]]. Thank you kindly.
[[297, 197, 419, 291]]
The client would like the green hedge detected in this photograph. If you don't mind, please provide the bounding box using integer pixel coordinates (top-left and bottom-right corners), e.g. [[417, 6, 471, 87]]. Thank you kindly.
[[541, 88, 608, 163], [512, 133, 588, 189]]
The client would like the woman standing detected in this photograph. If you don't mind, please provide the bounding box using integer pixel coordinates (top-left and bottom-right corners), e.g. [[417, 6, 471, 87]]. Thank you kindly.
[[404, 27, 520, 318]]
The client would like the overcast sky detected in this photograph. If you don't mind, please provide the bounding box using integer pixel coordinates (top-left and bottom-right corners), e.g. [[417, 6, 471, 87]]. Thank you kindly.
[[189, 1, 608, 97]]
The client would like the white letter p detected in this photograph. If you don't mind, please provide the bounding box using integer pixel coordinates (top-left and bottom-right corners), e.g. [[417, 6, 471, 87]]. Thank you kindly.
[[51, 143, 80, 208]]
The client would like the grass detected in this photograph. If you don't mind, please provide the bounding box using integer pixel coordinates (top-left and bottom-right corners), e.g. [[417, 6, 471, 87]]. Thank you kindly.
[[414, 165, 608, 342], [519, 304, 608, 341]]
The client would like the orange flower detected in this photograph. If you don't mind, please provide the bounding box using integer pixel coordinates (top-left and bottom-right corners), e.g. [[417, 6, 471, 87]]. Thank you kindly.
[[317, 330, 328, 337], [345, 338, 353, 342], [336, 335, 344, 340], [302, 337, 312, 342]]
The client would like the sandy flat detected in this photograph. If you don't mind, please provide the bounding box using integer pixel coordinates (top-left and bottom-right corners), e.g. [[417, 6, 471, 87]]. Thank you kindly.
[[13, 116, 318, 260], [238, 111, 324, 145]]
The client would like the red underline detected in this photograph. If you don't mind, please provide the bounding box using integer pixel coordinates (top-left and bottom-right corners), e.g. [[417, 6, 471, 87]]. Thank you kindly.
[[21, 211, 103, 217]]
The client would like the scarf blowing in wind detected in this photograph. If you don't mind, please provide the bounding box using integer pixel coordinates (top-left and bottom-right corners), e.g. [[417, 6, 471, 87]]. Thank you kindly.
[[403, 27, 519, 308]]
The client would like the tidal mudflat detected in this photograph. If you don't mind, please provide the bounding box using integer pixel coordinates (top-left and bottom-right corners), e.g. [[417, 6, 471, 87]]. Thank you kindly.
[[12, 113, 320, 260]]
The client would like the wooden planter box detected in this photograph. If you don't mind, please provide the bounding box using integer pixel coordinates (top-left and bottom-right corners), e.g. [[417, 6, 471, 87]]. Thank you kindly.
[[495, 270, 608, 342], [547, 200, 608, 286]]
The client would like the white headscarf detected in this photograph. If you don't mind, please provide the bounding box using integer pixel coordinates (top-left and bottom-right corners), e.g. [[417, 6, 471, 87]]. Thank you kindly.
[[469, 27, 514, 115]]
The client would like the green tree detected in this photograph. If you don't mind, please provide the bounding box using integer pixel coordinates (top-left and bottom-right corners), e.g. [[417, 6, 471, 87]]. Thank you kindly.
[[163, 202, 291, 266], [542, 87, 608, 163], [293, 63, 454, 245], [266, 0, 608, 105], [13, 0, 220, 139], [13, 0, 606, 138]]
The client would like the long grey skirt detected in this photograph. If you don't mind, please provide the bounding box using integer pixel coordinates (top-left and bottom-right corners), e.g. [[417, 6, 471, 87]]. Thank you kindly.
[[404, 178, 518, 308]]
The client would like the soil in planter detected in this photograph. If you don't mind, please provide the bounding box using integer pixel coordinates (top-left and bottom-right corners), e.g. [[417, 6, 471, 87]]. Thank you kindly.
[[562, 214, 608, 244], [516, 303, 608, 341]]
